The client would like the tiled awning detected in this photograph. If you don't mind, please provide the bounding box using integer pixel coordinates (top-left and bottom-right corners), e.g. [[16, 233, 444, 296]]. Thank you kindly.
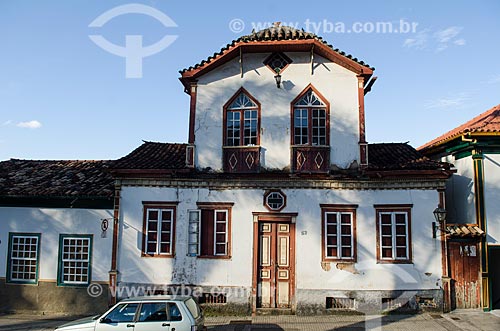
[[446, 224, 485, 238]]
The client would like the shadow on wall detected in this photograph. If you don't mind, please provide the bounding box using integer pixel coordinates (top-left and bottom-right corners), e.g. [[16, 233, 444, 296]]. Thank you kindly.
[[446, 174, 474, 223]]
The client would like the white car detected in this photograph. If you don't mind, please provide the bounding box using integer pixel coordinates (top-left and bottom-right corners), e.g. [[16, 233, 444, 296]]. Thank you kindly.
[[55, 295, 205, 331]]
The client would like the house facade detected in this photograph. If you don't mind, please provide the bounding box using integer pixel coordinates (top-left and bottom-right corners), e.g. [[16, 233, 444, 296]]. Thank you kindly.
[[420, 105, 500, 311], [0, 25, 456, 315], [0, 159, 114, 314], [109, 25, 453, 314]]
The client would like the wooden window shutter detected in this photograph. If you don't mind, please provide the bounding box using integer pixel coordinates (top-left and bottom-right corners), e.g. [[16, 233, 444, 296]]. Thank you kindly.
[[200, 209, 214, 256]]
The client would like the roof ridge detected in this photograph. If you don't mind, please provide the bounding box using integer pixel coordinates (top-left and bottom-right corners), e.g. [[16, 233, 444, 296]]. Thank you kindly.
[[179, 24, 373, 75], [4, 158, 111, 163], [142, 140, 188, 145]]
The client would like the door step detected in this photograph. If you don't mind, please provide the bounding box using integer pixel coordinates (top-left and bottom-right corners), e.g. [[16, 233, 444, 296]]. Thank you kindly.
[[256, 308, 294, 315]]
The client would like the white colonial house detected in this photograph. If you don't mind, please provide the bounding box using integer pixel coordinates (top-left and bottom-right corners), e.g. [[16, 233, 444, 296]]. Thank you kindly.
[[0, 25, 455, 315], [420, 104, 500, 311], [108, 25, 454, 314], [0, 159, 114, 314]]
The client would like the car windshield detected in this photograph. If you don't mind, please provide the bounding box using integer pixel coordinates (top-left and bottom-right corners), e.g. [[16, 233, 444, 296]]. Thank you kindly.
[[184, 298, 201, 319], [104, 303, 138, 323]]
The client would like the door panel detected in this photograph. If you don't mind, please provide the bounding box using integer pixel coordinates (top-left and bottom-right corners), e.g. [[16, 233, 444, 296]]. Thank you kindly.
[[257, 222, 293, 308], [448, 242, 481, 309]]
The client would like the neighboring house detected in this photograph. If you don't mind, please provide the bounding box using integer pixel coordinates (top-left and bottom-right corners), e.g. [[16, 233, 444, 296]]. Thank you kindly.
[[419, 104, 500, 311], [0, 159, 114, 314], [108, 25, 454, 314]]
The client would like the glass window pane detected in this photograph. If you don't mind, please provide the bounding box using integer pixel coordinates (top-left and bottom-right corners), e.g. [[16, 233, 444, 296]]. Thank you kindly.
[[168, 303, 182, 321], [105, 303, 139, 323]]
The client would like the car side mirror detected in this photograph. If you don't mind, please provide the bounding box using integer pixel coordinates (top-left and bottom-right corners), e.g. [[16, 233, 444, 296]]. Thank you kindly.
[[100, 317, 112, 323]]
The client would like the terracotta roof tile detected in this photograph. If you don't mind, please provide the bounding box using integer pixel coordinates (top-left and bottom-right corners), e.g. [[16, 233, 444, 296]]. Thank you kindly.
[[180, 24, 373, 74], [446, 224, 485, 238], [367, 143, 450, 171], [419, 104, 500, 150], [112, 141, 188, 170], [0, 159, 114, 198]]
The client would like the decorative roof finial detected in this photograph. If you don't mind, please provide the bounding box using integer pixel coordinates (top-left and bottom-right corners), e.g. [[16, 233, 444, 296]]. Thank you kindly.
[[273, 21, 281, 28]]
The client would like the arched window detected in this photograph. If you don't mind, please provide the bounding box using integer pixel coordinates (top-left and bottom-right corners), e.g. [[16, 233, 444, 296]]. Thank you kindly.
[[292, 87, 329, 146], [224, 89, 260, 146]]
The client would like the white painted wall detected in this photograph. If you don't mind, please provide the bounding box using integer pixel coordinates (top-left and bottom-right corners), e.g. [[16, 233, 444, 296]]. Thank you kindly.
[[483, 154, 500, 244], [194, 52, 360, 170], [0, 207, 113, 282], [118, 186, 442, 291], [441, 155, 476, 224]]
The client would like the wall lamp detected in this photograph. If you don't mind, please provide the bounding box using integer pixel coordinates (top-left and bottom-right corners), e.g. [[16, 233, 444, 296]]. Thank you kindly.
[[432, 207, 447, 238], [274, 68, 282, 88]]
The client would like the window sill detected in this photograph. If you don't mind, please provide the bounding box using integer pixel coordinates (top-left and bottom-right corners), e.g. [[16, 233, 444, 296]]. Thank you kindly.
[[197, 255, 231, 260], [322, 258, 356, 263], [377, 259, 413, 264], [56, 282, 90, 288], [291, 144, 330, 148], [6, 280, 39, 286], [141, 253, 175, 258], [223, 145, 261, 149]]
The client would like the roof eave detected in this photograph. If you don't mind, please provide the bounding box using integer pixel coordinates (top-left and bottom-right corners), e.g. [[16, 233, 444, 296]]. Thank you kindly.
[[420, 131, 500, 155], [110, 168, 191, 177], [364, 169, 454, 179], [180, 39, 373, 88]]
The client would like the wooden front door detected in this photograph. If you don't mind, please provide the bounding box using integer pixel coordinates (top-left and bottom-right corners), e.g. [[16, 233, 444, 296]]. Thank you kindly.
[[256, 222, 294, 308], [448, 241, 481, 309]]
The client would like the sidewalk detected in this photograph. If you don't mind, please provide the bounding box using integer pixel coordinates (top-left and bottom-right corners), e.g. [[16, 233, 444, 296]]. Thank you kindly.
[[0, 311, 498, 331], [204, 311, 500, 331]]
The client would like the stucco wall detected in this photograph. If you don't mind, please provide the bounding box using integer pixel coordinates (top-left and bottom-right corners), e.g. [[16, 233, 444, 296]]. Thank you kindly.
[[194, 52, 360, 170], [483, 154, 500, 244], [0, 207, 113, 282], [118, 186, 443, 293], [0, 207, 113, 313]]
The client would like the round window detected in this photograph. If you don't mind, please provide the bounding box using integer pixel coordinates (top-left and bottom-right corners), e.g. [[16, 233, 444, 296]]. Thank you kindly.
[[265, 191, 286, 211]]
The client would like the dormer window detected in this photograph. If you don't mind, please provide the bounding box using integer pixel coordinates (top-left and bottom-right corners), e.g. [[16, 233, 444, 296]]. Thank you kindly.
[[292, 87, 329, 146], [224, 89, 260, 146], [264, 52, 292, 74]]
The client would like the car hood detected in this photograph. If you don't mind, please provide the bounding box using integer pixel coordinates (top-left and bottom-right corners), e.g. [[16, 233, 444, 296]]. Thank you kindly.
[[56, 315, 99, 330]]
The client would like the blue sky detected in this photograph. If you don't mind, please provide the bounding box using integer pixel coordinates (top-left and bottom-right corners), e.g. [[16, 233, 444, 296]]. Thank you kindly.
[[1, 0, 499, 160]]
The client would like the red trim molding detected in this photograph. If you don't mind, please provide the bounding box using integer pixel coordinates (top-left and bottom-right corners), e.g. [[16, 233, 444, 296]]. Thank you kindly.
[[109, 183, 121, 305], [321, 205, 358, 263], [188, 82, 197, 144], [357, 75, 367, 167]]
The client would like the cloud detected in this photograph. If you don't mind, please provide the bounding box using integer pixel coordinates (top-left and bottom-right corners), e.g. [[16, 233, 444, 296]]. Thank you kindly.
[[434, 26, 465, 52], [1, 120, 13, 126], [486, 74, 500, 84], [403, 26, 466, 52], [434, 26, 462, 43], [403, 29, 430, 50], [16, 120, 42, 129], [425, 94, 470, 109]]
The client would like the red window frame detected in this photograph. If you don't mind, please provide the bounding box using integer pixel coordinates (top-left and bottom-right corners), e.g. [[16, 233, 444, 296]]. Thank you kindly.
[[290, 84, 330, 147], [375, 205, 413, 264], [142, 202, 177, 257], [321, 204, 357, 262], [196, 202, 233, 259], [223, 87, 261, 147]]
